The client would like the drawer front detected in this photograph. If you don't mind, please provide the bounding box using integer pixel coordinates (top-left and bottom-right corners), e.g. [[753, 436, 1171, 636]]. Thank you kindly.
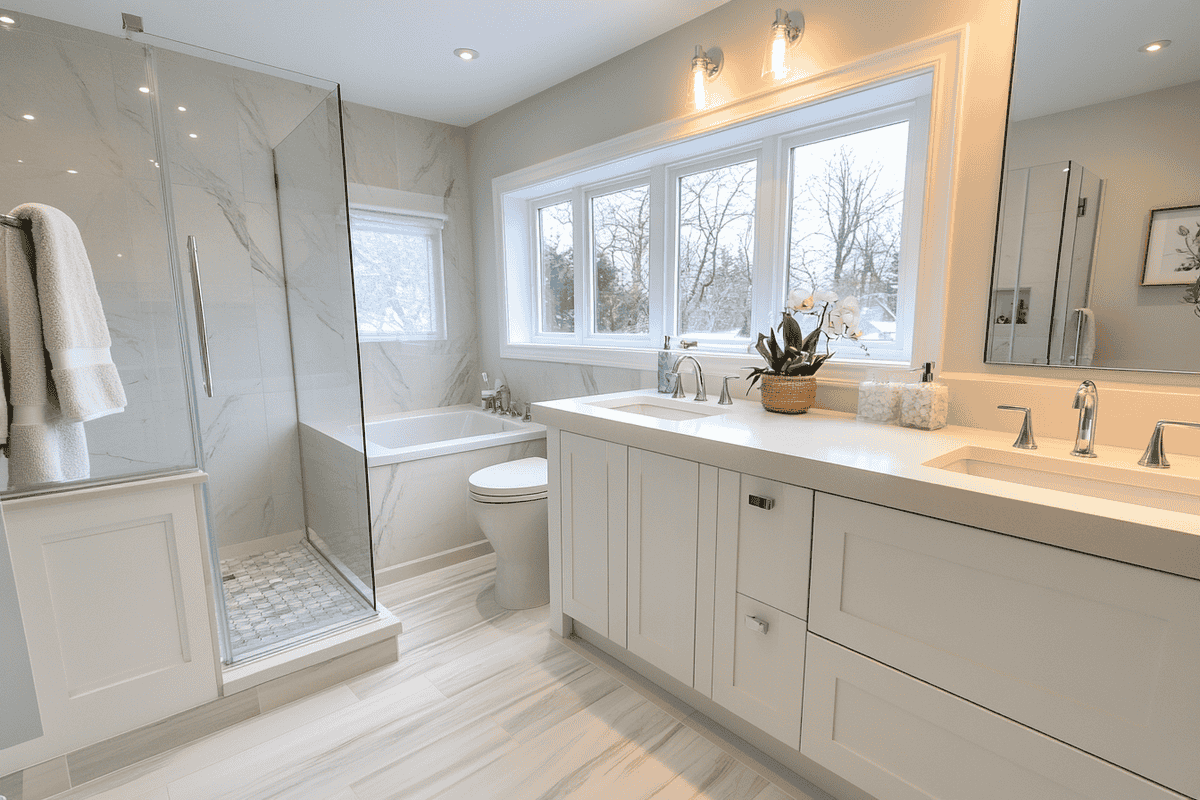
[[801, 635, 1187, 800], [712, 593, 806, 748], [810, 492, 1200, 798], [736, 475, 812, 619]]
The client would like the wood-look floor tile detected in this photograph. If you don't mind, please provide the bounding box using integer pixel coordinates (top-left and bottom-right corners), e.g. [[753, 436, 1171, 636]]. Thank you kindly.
[[165, 676, 446, 800], [490, 660, 625, 744], [49, 686, 359, 800]]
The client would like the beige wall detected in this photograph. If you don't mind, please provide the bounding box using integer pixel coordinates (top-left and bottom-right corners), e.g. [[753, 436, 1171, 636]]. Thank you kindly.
[[1004, 80, 1200, 372], [466, 0, 1200, 454]]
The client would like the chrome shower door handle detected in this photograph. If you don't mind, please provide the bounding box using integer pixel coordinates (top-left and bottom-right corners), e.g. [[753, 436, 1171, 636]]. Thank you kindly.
[[187, 235, 214, 398]]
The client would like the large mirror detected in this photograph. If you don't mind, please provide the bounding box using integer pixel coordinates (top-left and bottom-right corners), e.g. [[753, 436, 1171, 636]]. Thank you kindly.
[[986, 0, 1200, 372]]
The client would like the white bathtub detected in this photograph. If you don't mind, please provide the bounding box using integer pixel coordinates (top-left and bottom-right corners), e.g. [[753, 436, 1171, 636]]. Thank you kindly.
[[302, 405, 547, 582]]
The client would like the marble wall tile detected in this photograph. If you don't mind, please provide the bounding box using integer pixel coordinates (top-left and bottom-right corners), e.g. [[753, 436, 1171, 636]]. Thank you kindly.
[[156, 52, 243, 195], [369, 438, 546, 572], [262, 391, 303, 498], [341, 102, 399, 190]]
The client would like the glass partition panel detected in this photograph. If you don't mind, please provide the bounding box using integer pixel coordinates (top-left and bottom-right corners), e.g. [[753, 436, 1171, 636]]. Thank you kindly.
[[276, 94, 376, 607], [0, 16, 198, 494]]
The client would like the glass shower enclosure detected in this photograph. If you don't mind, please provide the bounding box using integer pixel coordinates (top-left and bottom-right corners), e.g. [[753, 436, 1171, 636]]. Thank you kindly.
[[0, 11, 375, 664]]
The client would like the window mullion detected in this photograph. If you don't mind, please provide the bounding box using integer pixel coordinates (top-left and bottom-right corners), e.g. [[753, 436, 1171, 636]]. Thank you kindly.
[[648, 165, 667, 347], [572, 187, 588, 345], [753, 137, 784, 340]]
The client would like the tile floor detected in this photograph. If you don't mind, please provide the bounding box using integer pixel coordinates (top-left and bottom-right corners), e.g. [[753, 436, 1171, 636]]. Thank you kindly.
[[220, 543, 373, 660], [50, 555, 828, 800]]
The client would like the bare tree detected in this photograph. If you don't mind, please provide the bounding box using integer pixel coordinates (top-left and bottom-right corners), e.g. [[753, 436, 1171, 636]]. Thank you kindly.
[[594, 187, 651, 333]]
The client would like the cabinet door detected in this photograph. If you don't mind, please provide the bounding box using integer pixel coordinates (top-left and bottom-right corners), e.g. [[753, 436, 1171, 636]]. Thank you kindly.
[[627, 448, 698, 687], [2, 480, 218, 774], [559, 432, 626, 642], [735, 475, 812, 619], [810, 492, 1200, 798], [802, 635, 1187, 800]]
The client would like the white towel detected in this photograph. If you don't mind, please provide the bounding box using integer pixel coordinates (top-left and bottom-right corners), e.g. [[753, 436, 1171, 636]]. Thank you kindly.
[[1076, 308, 1095, 366], [0, 219, 90, 486], [15, 204, 126, 422]]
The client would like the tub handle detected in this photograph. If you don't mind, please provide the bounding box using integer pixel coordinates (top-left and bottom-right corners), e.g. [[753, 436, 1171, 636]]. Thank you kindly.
[[187, 235, 214, 398]]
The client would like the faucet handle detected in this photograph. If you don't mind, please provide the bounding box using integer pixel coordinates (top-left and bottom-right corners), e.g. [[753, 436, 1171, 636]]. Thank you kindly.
[[718, 375, 735, 405], [1138, 420, 1200, 469], [997, 405, 1037, 450]]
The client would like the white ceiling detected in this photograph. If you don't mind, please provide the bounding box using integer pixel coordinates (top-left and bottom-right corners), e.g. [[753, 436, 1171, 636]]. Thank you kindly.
[[1010, 0, 1200, 121], [7, 0, 732, 127]]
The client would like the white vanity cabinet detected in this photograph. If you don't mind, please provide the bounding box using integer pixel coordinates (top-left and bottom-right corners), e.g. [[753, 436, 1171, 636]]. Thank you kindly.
[[560, 432, 627, 642], [711, 471, 810, 747], [806, 492, 1200, 799]]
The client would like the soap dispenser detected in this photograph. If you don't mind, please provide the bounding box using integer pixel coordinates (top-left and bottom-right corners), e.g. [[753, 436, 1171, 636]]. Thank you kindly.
[[658, 336, 672, 393], [899, 361, 948, 430]]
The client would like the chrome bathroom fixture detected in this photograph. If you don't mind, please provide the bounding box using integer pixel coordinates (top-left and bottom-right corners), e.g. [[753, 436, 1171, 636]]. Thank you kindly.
[[1137, 420, 1200, 469], [718, 375, 736, 405], [997, 405, 1037, 449], [1070, 380, 1099, 457], [672, 354, 707, 401]]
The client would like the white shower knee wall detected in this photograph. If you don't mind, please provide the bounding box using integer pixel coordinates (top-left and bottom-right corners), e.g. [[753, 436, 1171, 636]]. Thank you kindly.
[[368, 439, 547, 573]]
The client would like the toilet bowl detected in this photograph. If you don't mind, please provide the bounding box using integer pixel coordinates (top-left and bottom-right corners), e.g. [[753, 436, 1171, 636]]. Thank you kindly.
[[468, 457, 549, 610]]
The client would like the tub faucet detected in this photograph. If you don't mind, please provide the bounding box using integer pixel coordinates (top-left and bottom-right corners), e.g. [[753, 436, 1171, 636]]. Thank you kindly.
[[1071, 380, 1099, 458], [495, 384, 511, 415], [671, 355, 706, 402]]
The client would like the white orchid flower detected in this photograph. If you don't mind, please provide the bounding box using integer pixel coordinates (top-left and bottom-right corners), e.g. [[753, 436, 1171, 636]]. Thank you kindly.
[[813, 290, 838, 304], [834, 295, 862, 329], [786, 289, 813, 311]]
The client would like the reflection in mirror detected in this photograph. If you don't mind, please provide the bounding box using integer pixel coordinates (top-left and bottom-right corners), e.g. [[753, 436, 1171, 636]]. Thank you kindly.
[[987, 0, 1200, 372]]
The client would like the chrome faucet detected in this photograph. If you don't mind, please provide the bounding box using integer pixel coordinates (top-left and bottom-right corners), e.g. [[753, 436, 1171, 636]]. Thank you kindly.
[[1070, 380, 1099, 458], [495, 384, 511, 415], [1138, 420, 1200, 469], [671, 355, 706, 402]]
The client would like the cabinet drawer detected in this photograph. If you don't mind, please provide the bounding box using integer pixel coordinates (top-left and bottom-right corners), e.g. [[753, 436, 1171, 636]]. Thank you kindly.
[[810, 492, 1200, 798], [712, 593, 805, 748], [736, 475, 812, 619], [801, 635, 1187, 800]]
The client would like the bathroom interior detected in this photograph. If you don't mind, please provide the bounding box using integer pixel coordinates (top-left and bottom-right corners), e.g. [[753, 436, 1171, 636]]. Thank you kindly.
[[1, 0, 1198, 799]]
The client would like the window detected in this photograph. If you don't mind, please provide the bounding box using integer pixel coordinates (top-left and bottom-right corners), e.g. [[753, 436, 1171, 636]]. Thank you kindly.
[[498, 68, 942, 373], [350, 207, 446, 342]]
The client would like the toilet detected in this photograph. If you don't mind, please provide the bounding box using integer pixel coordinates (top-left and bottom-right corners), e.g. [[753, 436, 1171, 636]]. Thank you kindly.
[[468, 457, 550, 610]]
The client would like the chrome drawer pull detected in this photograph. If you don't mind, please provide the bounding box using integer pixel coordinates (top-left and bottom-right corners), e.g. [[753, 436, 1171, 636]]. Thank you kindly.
[[748, 494, 775, 510], [744, 615, 769, 634]]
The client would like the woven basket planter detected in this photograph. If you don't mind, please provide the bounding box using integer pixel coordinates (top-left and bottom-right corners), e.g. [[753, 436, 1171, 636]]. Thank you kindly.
[[759, 374, 817, 414]]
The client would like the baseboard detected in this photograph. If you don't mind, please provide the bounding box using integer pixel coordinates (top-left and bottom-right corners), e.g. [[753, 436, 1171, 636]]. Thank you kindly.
[[374, 540, 494, 586], [216, 529, 305, 562]]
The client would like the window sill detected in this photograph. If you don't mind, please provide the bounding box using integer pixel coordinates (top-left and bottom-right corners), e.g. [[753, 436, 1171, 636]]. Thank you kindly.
[[499, 341, 907, 389]]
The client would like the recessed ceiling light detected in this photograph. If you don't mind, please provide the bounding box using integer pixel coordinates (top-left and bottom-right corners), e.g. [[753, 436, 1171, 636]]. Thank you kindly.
[[139, 86, 150, 93], [188, 133, 198, 139], [177, 106, 187, 111], [0, 15, 15, 25], [22, 114, 34, 120], [1139, 40, 1171, 53], [66, 169, 78, 174], [454, 48, 479, 61]]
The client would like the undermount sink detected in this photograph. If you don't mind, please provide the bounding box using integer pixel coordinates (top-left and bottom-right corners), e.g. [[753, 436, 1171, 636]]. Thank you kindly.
[[925, 446, 1200, 516], [588, 395, 727, 422]]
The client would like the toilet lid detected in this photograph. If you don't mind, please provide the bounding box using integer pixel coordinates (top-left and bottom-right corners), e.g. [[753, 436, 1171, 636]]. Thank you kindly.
[[468, 457, 548, 498]]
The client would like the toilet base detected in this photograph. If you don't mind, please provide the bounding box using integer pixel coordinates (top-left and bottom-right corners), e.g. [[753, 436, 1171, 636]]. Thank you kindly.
[[470, 495, 549, 611]]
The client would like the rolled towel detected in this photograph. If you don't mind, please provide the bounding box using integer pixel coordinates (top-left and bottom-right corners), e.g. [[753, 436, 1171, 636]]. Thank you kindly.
[[12, 203, 126, 422]]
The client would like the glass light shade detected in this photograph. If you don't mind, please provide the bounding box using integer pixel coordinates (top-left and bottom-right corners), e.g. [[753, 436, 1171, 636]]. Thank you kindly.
[[692, 61, 708, 110], [761, 9, 802, 80]]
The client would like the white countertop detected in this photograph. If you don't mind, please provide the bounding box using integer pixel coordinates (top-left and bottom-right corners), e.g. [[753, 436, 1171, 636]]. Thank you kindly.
[[535, 389, 1200, 581]]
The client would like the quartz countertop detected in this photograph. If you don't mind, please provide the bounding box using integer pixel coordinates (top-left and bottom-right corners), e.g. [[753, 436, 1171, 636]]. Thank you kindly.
[[535, 389, 1200, 581]]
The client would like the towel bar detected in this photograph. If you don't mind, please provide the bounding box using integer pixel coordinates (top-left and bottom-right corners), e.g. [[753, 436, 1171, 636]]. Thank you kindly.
[[1, 212, 28, 229]]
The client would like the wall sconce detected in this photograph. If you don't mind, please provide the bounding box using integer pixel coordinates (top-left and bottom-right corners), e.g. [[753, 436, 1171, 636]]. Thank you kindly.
[[691, 45, 721, 111], [762, 8, 803, 80]]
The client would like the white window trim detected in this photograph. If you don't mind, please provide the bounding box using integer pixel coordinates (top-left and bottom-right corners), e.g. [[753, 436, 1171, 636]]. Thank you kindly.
[[348, 184, 449, 344], [493, 28, 965, 387]]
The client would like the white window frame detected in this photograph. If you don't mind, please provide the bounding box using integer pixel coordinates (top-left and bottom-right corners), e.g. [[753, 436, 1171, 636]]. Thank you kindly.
[[494, 30, 965, 383], [348, 184, 449, 344]]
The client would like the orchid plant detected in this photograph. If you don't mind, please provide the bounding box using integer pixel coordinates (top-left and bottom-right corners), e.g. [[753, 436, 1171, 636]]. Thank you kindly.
[[746, 289, 867, 390]]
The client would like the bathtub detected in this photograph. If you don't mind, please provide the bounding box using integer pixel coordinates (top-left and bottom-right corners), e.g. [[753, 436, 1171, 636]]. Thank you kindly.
[[300, 405, 547, 584]]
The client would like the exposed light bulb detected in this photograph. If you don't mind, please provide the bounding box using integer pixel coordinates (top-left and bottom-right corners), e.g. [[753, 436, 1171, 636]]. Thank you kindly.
[[770, 28, 788, 79], [693, 61, 708, 110]]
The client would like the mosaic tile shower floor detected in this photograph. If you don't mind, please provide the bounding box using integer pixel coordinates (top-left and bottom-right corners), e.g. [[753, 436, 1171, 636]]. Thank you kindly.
[[220, 543, 372, 660]]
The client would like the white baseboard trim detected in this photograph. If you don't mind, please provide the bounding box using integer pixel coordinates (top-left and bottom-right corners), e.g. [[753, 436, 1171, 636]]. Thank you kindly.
[[375, 540, 495, 586], [217, 529, 305, 562]]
